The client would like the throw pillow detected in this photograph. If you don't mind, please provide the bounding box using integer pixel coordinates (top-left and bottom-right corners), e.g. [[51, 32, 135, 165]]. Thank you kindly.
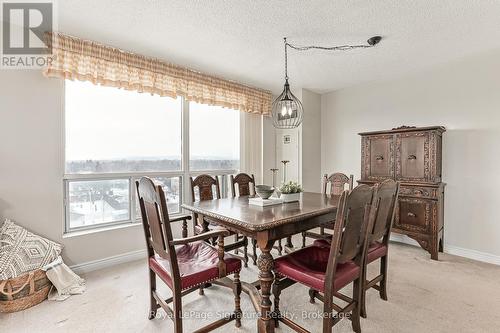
[[0, 219, 62, 280]]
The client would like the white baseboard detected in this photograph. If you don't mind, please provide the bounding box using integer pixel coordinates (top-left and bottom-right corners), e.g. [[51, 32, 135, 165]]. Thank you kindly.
[[70, 249, 147, 275], [444, 245, 500, 266], [390, 234, 500, 266]]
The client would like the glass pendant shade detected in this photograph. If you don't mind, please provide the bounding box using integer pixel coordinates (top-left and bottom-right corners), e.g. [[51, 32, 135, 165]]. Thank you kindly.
[[271, 80, 304, 129]]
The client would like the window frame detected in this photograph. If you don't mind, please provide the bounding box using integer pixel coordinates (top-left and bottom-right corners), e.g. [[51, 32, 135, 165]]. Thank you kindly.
[[63, 82, 240, 234]]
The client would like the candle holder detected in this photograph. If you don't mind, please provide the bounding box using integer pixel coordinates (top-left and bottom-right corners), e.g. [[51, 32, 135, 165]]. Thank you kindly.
[[281, 160, 289, 184]]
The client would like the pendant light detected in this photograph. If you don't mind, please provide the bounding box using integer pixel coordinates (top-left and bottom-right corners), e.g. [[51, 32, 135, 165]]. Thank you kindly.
[[272, 38, 303, 129], [271, 36, 382, 129]]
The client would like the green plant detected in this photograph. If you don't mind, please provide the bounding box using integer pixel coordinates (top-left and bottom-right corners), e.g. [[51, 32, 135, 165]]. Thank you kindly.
[[279, 181, 303, 194]]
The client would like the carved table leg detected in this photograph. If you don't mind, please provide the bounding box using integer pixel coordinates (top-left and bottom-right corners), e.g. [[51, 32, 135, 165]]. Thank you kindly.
[[257, 237, 275, 333]]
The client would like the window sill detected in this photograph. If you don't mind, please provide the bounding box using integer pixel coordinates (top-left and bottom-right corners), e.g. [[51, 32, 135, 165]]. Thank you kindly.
[[62, 212, 187, 239], [63, 221, 142, 239]]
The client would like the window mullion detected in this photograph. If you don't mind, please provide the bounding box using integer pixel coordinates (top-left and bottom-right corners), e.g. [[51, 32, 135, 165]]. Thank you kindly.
[[181, 97, 191, 206], [129, 176, 135, 223]]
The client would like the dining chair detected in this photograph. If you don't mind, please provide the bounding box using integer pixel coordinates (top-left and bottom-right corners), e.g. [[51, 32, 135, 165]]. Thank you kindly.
[[273, 184, 377, 333], [360, 179, 399, 317], [190, 174, 249, 268], [302, 173, 354, 247], [136, 177, 242, 333], [311, 180, 399, 318]]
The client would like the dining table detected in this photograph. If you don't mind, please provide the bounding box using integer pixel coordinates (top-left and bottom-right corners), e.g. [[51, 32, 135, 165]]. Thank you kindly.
[[182, 192, 340, 333]]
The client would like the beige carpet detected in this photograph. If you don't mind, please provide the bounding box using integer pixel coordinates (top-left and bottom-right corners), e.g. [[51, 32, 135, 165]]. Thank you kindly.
[[2, 240, 500, 333]]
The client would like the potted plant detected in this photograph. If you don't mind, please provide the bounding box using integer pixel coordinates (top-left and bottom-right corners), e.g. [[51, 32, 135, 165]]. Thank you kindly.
[[279, 181, 303, 203]]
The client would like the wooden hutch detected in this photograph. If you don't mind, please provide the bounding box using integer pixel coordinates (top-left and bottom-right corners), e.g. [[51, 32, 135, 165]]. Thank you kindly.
[[358, 126, 445, 260]]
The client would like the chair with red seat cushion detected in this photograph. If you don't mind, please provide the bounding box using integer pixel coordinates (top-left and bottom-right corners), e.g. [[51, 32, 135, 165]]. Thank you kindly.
[[309, 180, 399, 318], [137, 177, 242, 333], [273, 184, 376, 333], [360, 179, 399, 318]]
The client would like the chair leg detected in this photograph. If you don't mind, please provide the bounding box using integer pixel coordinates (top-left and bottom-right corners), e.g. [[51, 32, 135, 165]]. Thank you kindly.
[[233, 271, 242, 328], [301, 232, 306, 248], [439, 233, 444, 253], [199, 286, 204, 296], [361, 263, 368, 318], [148, 269, 157, 319], [351, 278, 362, 333], [173, 291, 183, 333], [252, 239, 257, 265], [243, 237, 249, 268], [272, 275, 281, 328], [277, 239, 283, 255], [234, 234, 240, 254], [322, 296, 333, 333], [308, 288, 317, 304], [380, 255, 388, 301]]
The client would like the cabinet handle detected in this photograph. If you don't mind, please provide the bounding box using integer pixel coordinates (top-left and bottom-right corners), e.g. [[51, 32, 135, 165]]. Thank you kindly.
[[407, 212, 417, 218], [407, 155, 417, 160], [375, 155, 384, 161]]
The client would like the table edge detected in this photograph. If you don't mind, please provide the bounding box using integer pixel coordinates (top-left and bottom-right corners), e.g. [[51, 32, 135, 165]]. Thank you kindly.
[[181, 203, 337, 232]]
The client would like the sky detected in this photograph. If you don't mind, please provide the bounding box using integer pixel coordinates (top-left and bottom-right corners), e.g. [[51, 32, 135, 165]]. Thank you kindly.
[[65, 80, 240, 161]]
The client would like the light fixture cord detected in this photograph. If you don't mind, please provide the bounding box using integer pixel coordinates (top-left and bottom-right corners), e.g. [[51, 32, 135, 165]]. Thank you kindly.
[[284, 37, 288, 81], [281, 37, 379, 81], [285, 42, 373, 52]]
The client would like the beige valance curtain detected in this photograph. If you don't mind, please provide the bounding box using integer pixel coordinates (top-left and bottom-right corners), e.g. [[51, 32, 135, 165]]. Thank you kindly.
[[44, 32, 272, 115]]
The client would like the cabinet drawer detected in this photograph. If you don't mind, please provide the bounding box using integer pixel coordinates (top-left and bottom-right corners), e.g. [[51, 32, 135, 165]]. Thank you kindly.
[[399, 186, 438, 199], [394, 197, 436, 234]]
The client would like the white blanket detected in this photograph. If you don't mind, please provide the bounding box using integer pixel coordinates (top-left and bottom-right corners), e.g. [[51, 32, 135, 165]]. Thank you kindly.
[[42, 256, 86, 301]]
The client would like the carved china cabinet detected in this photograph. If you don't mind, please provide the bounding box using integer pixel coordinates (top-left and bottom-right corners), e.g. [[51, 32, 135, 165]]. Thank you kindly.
[[358, 126, 445, 260]]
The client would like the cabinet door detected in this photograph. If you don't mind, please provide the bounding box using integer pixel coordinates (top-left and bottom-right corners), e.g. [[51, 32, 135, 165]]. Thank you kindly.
[[361, 135, 394, 181], [394, 197, 435, 234], [396, 132, 430, 182]]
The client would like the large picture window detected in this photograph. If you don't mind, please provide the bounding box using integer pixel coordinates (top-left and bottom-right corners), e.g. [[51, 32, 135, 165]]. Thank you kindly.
[[64, 80, 240, 232]]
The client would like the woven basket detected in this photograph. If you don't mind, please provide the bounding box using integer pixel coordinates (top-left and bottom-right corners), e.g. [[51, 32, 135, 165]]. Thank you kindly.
[[0, 269, 52, 313]]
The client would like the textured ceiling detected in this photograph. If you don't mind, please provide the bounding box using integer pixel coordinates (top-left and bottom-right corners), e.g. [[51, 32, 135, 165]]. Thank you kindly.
[[57, 0, 500, 94]]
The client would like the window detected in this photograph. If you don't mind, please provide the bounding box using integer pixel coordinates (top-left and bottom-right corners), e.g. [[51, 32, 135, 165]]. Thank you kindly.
[[189, 102, 240, 170], [65, 81, 182, 173], [64, 81, 240, 232], [68, 179, 130, 228]]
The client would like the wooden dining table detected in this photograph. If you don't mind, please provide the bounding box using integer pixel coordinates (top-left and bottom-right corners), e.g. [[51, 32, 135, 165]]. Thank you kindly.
[[182, 192, 340, 333]]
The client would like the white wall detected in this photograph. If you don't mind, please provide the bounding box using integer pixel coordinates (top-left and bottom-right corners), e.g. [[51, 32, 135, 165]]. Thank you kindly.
[[262, 116, 276, 185], [321, 49, 500, 260], [301, 89, 322, 192]]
